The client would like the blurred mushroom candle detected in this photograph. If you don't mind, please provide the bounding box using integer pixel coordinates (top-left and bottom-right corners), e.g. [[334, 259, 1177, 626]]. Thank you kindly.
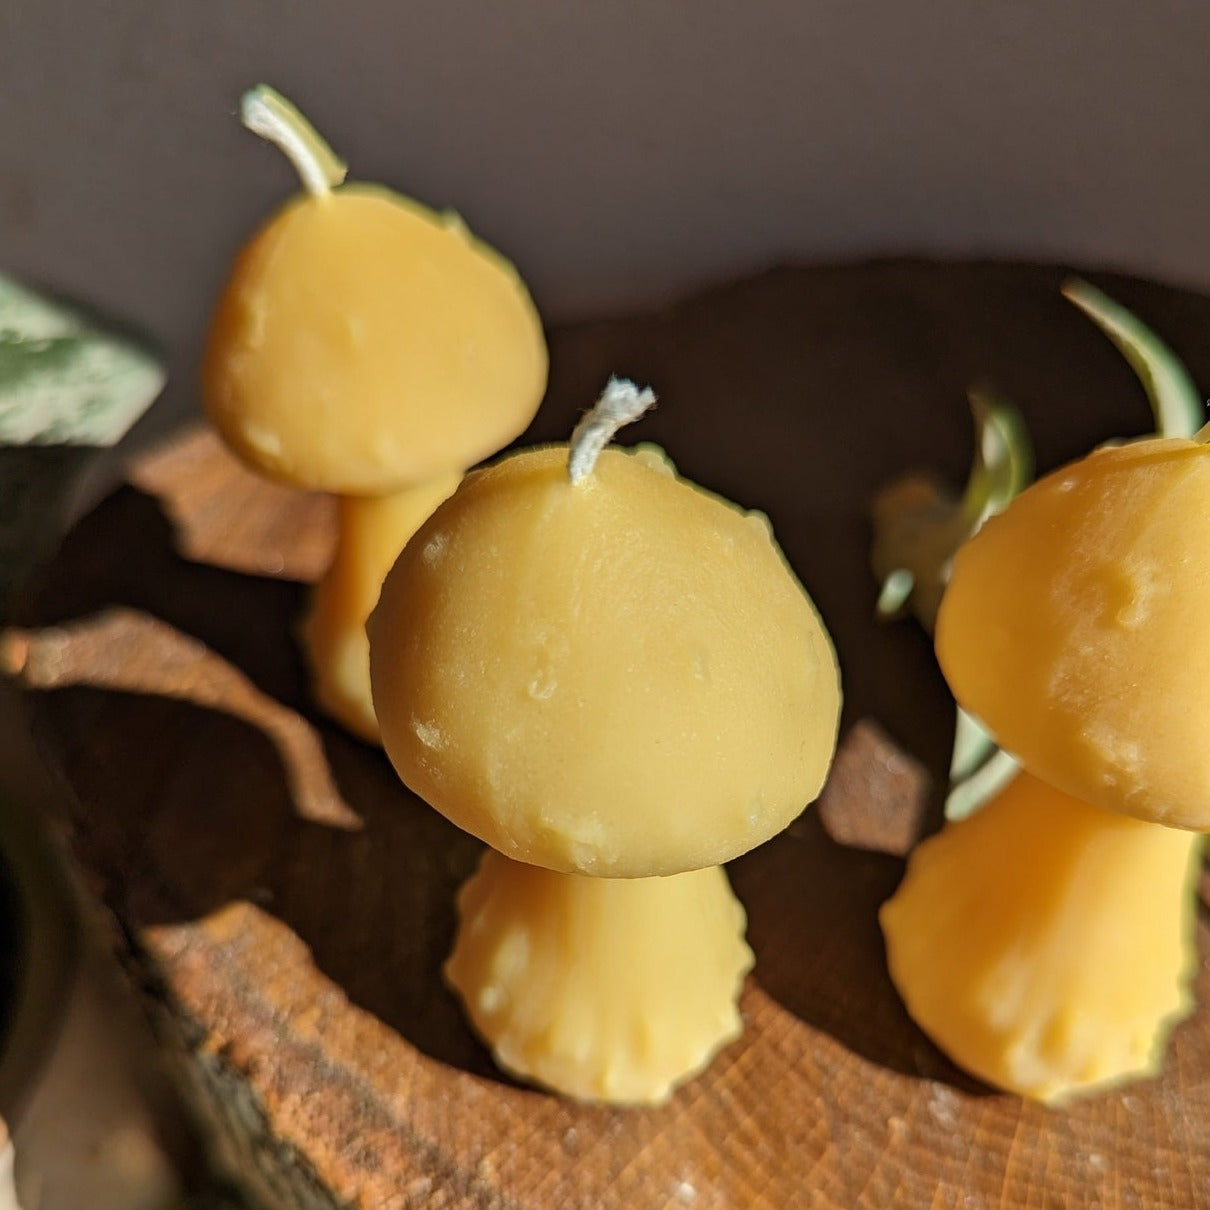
[[368, 380, 842, 1104], [879, 290, 1210, 1104], [203, 86, 548, 741]]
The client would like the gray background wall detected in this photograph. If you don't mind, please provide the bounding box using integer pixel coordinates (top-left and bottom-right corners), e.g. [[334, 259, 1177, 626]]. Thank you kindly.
[[2, 1, 1207, 428]]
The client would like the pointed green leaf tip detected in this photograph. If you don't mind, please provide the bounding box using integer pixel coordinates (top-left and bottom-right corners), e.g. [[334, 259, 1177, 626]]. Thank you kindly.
[[959, 389, 1034, 530], [1063, 277, 1205, 440], [0, 275, 165, 448]]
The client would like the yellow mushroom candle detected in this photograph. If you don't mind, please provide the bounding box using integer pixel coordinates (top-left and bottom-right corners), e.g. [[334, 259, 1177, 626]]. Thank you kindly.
[[881, 770, 1200, 1104], [892, 414, 1210, 1104], [203, 86, 548, 741], [368, 380, 841, 1102]]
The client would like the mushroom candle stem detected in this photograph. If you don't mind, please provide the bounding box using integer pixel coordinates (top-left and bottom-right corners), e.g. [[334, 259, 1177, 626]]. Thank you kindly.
[[446, 851, 754, 1106], [881, 770, 1199, 1104], [303, 476, 460, 740]]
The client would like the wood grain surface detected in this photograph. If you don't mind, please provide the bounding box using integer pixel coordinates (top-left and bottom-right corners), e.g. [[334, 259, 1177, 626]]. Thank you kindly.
[[9, 261, 1210, 1208]]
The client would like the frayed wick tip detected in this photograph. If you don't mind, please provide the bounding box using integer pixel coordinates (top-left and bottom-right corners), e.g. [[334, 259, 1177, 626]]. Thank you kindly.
[[567, 377, 657, 484]]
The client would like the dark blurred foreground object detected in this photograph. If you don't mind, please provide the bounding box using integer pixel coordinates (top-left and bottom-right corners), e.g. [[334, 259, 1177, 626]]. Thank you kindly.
[[0, 274, 165, 1192], [0, 789, 74, 1126]]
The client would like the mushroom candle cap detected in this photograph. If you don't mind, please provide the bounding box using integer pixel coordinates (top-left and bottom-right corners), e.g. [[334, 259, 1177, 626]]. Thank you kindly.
[[202, 184, 548, 495], [368, 443, 841, 878], [936, 437, 1210, 831]]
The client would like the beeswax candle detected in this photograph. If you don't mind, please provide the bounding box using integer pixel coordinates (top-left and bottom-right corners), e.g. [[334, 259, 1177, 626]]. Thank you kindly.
[[203, 86, 547, 740]]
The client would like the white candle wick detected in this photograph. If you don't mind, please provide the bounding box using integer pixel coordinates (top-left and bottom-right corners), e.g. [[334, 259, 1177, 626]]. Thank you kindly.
[[240, 85, 348, 197], [568, 378, 657, 484]]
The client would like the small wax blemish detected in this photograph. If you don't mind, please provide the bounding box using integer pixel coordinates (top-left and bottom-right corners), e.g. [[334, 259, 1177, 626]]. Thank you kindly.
[[745, 510, 774, 539], [1115, 571, 1154, 631], [632, 444, 676, 477], [369, 432, 401, 471], [422, 532, 448, 566], [343, 312, 367, 349], [241, 295, 269, 347], [413, 719, 444, 750], [567, 842, 601, 874], [746, 790, 768, 831], [631, 1017, 657, 1060], [557, 812, 611, 872], [1039, 1011, 1076, 1060], [493, 928, 530, 982], [245, 423, 284, 460], [439, 208, 469, 236], [1085, 723, 1139, 783], [1093, 560, 1153, 631], [478, 984, 503, 1014], [527, 669, 557, 700]]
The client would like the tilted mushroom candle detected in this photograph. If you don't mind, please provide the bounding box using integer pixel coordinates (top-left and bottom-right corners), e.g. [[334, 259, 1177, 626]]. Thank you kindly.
[[881, 414, 1210, 1102], [368, 380, 841, 1102], [203, 86, 548, 741]]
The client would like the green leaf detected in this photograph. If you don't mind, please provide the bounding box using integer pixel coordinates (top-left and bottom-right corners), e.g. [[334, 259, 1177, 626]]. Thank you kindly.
[[871, 390, 1033, 822], [960, 388, 1034, 529], [946, 707, 1020, 820], [0, 274, 165, 448], [1062, 278, 1205, 440], [949, 705, 998, 784], [945, 744, 1021, 822], [870, 389, 1033, 633]]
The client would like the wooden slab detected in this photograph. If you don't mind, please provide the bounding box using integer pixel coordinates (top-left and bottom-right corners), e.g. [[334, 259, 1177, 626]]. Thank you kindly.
[[10, 261, 1210, 1208]]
